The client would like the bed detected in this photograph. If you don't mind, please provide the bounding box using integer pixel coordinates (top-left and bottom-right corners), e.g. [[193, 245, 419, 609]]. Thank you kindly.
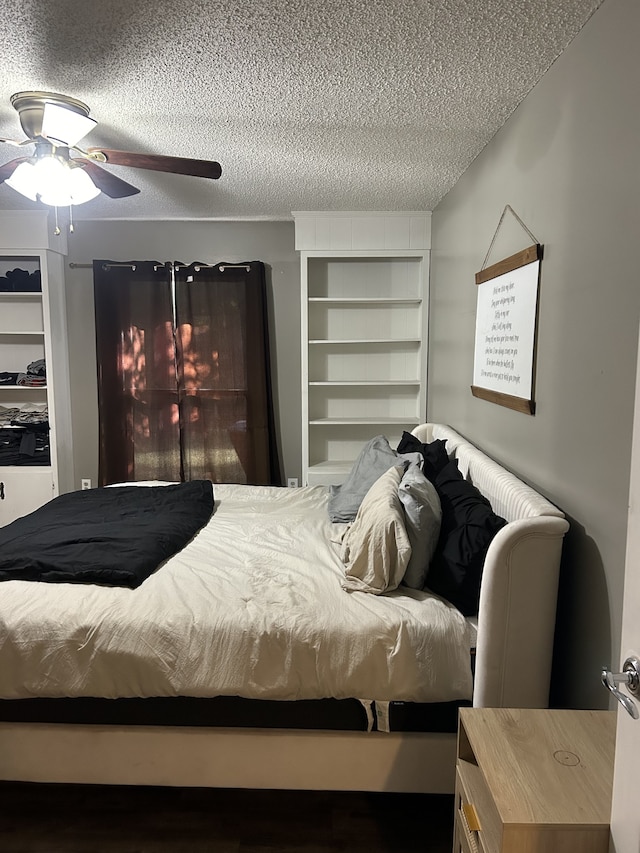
[[0, 423, 569, 793]]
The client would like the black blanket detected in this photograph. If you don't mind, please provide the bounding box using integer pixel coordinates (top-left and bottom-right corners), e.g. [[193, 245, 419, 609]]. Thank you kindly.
[[0, 480, 214, 588]]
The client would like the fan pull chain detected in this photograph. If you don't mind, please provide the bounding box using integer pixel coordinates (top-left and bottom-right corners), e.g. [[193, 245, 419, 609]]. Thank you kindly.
[[50, 206, 76, 236]]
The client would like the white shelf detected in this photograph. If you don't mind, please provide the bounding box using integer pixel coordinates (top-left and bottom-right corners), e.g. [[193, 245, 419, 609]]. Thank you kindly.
[[309, 380, 420, 386], [295, 213, 430, 487], [0, 385, 48, 391], [0, 331, 45, 336], [0, 228, 74, 526], [309, 338, 421, 345], [306, 460, 353, 485], [308, 297, 422, 304], [309, 417, 417, 425], [307, 460, 352, 471], [0, 463, 51, 469]]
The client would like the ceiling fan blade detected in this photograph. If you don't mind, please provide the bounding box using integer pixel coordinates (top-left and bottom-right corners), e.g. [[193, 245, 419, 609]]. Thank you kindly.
[[0, 157, 30, 184], [75, 159, 140, 198], [86, 148, 222, 179]]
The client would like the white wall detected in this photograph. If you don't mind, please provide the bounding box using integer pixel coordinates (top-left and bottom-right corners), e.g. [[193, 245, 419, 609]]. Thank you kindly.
[[429, 0, 640, 709], [65, 219, 300, 487]]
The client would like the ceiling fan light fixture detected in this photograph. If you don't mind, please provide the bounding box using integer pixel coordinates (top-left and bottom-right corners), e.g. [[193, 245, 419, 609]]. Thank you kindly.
[[5, 155, 100, 206], [41, 102, 97, 147], [4, 160, 40, 201], [2, 91, 221, 209], [44, 161, 100, 206]]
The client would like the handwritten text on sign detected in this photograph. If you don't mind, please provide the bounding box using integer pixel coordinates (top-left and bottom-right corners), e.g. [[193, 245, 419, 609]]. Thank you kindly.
[[473, 260, 539, 399]]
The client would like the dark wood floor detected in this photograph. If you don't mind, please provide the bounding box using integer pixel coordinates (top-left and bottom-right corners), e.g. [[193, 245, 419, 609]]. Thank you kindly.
[[0, 783, 454, 852]]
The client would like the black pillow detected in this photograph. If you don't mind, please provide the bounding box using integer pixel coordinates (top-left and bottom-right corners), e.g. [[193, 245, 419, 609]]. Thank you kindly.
[[396, 431, 450, 481], [425, 459, 506, 616]]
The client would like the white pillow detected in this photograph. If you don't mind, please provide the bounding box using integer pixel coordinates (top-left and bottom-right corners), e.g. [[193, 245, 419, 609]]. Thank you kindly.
[[341, 464, 411, 594], [398, 461, 442, 589]]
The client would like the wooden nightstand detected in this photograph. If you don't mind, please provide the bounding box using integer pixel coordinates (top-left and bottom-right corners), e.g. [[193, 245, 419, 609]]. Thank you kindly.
[[453, 708, 616, 853]]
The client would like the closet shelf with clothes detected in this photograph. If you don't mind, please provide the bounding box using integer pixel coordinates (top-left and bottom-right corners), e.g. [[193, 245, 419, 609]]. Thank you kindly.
[[0, 403, 50, 466], [1, 218, 74, 526], [0, 403, 49, 426], [0, 359, 47, 389], [0, 426, 50, 467]]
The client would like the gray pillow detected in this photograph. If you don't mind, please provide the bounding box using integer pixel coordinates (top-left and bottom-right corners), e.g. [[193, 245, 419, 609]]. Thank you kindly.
[[328, 435, 399, 522], [398, 460, 442, 589]]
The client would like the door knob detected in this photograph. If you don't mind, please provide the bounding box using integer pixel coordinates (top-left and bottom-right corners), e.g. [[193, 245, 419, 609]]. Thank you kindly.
[[601, 656, 640, 719]]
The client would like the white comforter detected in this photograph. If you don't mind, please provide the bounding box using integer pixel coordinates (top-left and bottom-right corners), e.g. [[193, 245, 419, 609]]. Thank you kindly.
[[0, 484, 473, 703]]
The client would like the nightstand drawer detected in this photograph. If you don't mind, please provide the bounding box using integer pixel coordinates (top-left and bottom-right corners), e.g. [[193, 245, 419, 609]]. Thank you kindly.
[[456, 763, 501, 853], [454, 807, 479, 853]]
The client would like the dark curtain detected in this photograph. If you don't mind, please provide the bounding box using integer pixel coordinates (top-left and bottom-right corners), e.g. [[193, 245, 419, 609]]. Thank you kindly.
[[94, 261, 181, 484], [174, 262, 280, 484], [94, 260, 280, 486]]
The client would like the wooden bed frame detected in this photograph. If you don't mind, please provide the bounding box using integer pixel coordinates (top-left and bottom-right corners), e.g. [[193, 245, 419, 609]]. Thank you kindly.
[[0, 423, 569, 793]]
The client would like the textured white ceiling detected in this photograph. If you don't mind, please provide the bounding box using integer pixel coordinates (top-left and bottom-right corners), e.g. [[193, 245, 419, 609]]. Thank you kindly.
[[0, 0, 602, 220]]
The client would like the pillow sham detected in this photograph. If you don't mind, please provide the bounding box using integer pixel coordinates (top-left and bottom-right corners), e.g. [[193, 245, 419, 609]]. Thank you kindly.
[[398, 461, 442, 590], [328, 434, 399, 522], [396, 431, 450, 481], [425, 459, 506, 616], [341, 463, 411, 595]]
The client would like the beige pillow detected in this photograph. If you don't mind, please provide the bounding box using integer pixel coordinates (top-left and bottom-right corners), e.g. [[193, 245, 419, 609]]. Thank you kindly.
[[341, 464, 411, 594]]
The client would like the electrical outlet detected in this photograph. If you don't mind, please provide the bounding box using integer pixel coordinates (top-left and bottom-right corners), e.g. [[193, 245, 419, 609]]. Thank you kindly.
[[81, 478, 92, 490], [287, 478, 299, 488]]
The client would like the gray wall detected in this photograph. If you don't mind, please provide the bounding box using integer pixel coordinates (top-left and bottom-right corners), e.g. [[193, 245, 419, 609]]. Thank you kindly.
[[429, 0, 640, 709], [65, 219, 300, 487]]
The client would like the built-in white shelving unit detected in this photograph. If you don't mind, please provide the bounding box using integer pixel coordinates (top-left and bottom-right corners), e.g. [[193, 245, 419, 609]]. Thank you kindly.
[[293, 212, 431, 486], [0, 211, 74, 526]]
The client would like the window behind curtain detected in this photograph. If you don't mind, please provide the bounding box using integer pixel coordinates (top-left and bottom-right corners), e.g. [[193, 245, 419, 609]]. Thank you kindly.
[[93, 260, 280, 486]]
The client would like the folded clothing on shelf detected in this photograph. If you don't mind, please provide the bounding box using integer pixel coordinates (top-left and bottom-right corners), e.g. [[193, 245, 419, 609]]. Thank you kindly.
[[26, 358, 46, 377], [0, 360, 46, 387], [0, 424, 50, 466], [0, 404, 48, 428], [16, 374, 46, 387]]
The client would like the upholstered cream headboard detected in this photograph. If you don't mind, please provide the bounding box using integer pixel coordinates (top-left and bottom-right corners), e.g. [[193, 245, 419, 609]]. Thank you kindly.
[[412, 423, 569, 709]]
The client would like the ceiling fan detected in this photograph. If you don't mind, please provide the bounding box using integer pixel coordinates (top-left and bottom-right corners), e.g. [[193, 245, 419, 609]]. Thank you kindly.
[[0, 91, 222, 206]]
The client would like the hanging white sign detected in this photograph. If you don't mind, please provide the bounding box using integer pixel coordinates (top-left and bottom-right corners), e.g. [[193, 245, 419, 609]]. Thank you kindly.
[[471, 245, 541, 414]]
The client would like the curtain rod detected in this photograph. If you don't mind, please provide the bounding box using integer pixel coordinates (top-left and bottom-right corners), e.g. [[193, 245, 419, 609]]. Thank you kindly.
[[69, 262, 138, 270], [190, 263, 252, 272], [69, 262, 252, 272]]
